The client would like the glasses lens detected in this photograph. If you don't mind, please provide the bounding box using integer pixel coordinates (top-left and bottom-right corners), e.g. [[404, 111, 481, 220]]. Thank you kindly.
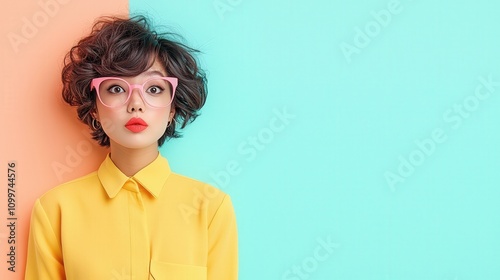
[[142, 78, 174, 107], [98, 78, 130, 107]]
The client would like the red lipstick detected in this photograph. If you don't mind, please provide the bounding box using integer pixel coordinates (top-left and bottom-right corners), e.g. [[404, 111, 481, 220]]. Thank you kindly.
[[125, 117, 148, 133]]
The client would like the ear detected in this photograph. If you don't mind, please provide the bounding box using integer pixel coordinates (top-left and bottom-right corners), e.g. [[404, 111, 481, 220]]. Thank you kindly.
[[90, 109, 99, 121], [169, 108, 176, 121]]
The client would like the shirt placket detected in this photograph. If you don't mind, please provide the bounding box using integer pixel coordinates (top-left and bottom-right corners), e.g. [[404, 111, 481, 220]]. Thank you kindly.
[[122, 178, 150, 279]]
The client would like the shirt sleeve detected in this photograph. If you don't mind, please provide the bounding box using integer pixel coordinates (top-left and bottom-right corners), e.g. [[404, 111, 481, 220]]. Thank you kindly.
[[207, 195, 238, 280], [25, 199, 65, 280]]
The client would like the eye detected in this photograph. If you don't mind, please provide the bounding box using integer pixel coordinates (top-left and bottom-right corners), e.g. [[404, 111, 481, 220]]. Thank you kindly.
[[107, 85, 126, 94], [146, 85, 164, 95]]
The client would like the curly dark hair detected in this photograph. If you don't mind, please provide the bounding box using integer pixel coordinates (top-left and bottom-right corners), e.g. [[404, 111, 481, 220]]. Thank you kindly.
[[61, 15, 207, 147]]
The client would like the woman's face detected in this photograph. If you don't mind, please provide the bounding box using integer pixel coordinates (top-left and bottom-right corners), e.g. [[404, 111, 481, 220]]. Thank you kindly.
[[94, 60, 174, 150]]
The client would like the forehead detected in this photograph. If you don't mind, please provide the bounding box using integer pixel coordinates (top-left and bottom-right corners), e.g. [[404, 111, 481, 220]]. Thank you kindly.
[[140, 60, 168, 77]]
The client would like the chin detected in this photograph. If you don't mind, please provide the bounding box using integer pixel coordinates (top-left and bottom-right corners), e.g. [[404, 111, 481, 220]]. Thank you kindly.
[[112, 139, 159, 150]]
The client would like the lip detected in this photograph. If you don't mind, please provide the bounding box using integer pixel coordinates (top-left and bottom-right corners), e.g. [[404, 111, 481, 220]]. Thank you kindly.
[[125, 117, 148, 133]]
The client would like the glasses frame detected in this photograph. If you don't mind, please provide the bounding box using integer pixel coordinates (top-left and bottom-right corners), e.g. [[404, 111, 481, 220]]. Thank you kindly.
[[90, 76, 178, 108]]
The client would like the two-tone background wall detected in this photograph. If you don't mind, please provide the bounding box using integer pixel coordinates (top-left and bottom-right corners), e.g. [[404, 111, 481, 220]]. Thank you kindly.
[[1, 0, 500, 279]]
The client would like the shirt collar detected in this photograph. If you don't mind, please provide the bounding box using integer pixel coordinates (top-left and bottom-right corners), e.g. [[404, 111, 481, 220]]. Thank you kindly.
[[97, 153, 171, 199]]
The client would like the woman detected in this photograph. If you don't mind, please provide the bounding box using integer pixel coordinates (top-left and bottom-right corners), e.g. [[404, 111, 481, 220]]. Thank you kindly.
[[25, 15, 237, 280]]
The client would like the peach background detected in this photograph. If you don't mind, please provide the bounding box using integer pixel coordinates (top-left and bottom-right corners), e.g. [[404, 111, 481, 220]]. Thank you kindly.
[[0, 1, 128, 278]]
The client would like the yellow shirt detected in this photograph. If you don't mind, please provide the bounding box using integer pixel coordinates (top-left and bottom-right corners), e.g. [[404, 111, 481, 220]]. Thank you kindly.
[[25, 153, 238, 280]]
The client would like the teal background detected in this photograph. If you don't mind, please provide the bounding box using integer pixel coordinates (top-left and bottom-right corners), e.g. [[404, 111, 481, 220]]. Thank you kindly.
[[131, 0, 500, 279]]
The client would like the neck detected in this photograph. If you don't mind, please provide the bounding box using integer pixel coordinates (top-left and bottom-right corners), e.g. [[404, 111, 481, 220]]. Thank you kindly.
[[109, 142, 159, 177]]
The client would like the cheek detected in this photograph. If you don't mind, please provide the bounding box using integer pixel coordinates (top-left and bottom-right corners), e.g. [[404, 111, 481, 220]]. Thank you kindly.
[[95, 105, 120, 133], [154, 108, 172, 123], [96, 105, 111, 124], [153, 110, 172, 134]]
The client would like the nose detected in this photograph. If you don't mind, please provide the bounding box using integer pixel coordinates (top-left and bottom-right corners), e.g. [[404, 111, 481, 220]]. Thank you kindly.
[[127, 87, 145, 112]]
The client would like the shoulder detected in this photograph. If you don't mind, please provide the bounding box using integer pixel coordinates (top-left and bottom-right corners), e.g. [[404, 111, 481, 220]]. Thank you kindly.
[[166, 172, 233, 222], [167, 172, 227, 200], [31, 171, 101, 230], [38, 171, 100, 207]]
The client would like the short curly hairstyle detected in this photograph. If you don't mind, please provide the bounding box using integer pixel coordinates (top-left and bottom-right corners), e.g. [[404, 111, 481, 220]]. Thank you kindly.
[[62, 15, 207, 147]]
